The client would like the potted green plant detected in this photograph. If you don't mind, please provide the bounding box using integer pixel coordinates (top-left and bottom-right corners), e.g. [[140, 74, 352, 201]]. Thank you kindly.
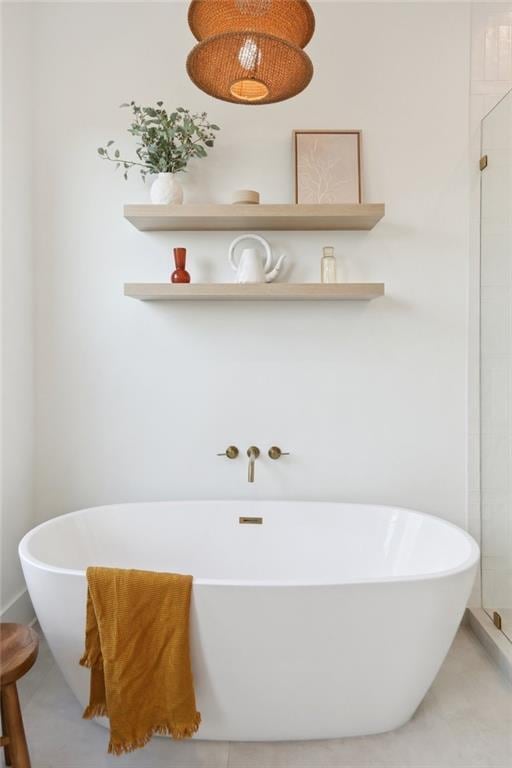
[[98, 101, 220, 204]]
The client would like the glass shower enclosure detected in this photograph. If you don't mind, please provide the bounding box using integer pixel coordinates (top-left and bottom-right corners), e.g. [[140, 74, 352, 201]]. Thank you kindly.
[[480, 89, 512, 641]]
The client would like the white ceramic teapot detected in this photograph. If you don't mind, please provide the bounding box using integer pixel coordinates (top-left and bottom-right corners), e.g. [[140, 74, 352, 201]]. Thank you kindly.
[[228, 234, 286, 283]]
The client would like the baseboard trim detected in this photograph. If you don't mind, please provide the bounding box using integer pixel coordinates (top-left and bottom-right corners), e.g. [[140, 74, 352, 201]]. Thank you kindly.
[[467, 607, 512, 684], [0, 587, 35, 625]]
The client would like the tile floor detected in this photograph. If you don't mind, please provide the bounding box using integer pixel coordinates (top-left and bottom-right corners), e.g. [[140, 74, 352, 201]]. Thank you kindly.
[[17, 625, 512, 768]]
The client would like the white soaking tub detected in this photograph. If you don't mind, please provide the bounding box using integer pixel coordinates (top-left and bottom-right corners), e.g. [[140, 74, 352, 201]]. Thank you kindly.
[[19, 501, 478, 741]]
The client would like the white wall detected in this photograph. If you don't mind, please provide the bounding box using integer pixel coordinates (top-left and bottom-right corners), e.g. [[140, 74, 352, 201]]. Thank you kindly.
[[0, 2, 475, 571], [1, 2, 35, 621], [30, 1, 471, 526]]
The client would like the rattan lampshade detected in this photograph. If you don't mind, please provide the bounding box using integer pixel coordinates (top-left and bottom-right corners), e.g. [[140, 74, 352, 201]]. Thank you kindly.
[[187, 31, 313, 105], [186, 0, 315, 104], [188, 0, 315, 48]]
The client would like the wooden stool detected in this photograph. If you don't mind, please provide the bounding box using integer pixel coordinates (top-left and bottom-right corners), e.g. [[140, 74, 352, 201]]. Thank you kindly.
[[0, 624, 39, 768]]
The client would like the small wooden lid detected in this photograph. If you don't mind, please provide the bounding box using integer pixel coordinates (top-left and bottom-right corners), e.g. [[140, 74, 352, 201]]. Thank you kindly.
[[0, 624, 39, 685], [232, 189, 260, 204]]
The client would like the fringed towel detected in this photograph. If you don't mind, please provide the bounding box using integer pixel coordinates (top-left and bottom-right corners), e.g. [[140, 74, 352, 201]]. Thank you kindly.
[[79, 566, 201, 755]]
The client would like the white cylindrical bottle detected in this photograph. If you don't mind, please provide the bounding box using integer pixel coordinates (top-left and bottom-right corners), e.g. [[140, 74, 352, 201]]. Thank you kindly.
[[321, 246, 337, 283]]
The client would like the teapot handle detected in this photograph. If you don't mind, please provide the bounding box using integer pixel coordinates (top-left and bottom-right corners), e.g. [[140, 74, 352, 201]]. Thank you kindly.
[[228, 234, 273, 273]]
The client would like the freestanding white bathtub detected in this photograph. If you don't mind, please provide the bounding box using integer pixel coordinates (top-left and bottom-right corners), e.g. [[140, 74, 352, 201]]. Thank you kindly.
[[19, 501, 478, 741]]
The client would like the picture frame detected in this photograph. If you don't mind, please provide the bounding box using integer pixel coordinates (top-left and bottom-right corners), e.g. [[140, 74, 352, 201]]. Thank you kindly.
[[293, 130, 362, 204]]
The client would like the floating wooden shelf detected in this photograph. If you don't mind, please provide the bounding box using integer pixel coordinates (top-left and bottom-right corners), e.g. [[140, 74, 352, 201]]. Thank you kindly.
[[124, 283, 385, 302], [123, 203, 385, 232]]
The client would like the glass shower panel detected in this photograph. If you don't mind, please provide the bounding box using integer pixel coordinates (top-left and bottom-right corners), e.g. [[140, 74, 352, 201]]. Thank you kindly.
[[480, 89, 512, 641]]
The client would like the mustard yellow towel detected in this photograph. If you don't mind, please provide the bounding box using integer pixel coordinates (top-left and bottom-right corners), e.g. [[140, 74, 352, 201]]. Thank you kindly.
[[79, 566, 201, 755]]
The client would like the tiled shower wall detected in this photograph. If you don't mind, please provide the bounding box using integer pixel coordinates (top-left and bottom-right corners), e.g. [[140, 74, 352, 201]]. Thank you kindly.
[[469, 3, 512, 608]]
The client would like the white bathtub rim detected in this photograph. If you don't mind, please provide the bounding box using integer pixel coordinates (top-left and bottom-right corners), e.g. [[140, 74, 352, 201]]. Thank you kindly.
[[19, 499, 480, 587]]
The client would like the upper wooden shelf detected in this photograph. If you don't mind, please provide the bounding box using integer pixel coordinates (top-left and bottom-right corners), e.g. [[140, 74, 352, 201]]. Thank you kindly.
[[123, 203, 385, 232]]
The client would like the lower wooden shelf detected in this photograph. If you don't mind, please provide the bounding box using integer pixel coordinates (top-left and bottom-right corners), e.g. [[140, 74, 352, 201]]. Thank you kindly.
[[124, 283, 384, 302]]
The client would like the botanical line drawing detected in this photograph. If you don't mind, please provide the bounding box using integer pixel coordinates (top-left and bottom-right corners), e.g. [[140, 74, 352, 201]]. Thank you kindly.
[[296, 133, 360, 204]]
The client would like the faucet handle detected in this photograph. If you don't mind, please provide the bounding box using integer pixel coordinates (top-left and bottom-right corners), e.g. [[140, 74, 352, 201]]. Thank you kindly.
[[217, 446, 239, 459], [268, 446, 290, 460]]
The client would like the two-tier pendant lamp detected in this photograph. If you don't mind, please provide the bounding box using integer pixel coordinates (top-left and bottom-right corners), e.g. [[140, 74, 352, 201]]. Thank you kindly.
[[186, 0, 315, 105]]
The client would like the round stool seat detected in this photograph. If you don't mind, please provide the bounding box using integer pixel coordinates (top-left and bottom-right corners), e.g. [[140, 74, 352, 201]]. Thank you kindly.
[[0, 624, 39, 686]]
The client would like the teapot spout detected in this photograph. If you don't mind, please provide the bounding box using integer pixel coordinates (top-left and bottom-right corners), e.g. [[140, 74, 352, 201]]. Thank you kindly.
[[265, 253, 286, 283]]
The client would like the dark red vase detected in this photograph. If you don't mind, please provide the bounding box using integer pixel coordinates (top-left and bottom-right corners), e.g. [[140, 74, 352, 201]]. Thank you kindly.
[[171, 247, 190, 283]]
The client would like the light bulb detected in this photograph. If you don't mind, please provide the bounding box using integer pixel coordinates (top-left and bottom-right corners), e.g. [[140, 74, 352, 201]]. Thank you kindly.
[[238, 36, 261, 70]]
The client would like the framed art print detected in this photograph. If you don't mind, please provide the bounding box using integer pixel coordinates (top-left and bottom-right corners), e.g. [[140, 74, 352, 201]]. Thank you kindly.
[[293, 130, 362, 204]]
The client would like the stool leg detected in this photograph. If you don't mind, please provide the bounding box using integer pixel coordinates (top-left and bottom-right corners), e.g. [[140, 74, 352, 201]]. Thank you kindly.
[[1, 684, 30, 768], [1, 690, 12, 766]]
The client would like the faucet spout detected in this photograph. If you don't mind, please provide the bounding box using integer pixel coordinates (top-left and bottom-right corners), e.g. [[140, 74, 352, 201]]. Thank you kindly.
[[247, 446, 260, 483]]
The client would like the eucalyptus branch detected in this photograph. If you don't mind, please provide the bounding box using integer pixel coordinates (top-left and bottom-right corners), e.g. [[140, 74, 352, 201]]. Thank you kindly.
[[98, 149, 152, 171]]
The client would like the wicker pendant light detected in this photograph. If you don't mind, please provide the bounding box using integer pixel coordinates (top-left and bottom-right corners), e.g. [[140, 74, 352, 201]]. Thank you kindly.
[[186, 0, 315, 105]]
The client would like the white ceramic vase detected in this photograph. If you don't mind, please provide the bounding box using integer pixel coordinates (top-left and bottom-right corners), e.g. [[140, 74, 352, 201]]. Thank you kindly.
[[150, 173, 183, 205]]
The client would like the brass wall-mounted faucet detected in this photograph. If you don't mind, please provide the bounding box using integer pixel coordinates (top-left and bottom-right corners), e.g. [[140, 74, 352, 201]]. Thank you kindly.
[[217, 445, 289, 483], [247, 446, 260, 483]]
